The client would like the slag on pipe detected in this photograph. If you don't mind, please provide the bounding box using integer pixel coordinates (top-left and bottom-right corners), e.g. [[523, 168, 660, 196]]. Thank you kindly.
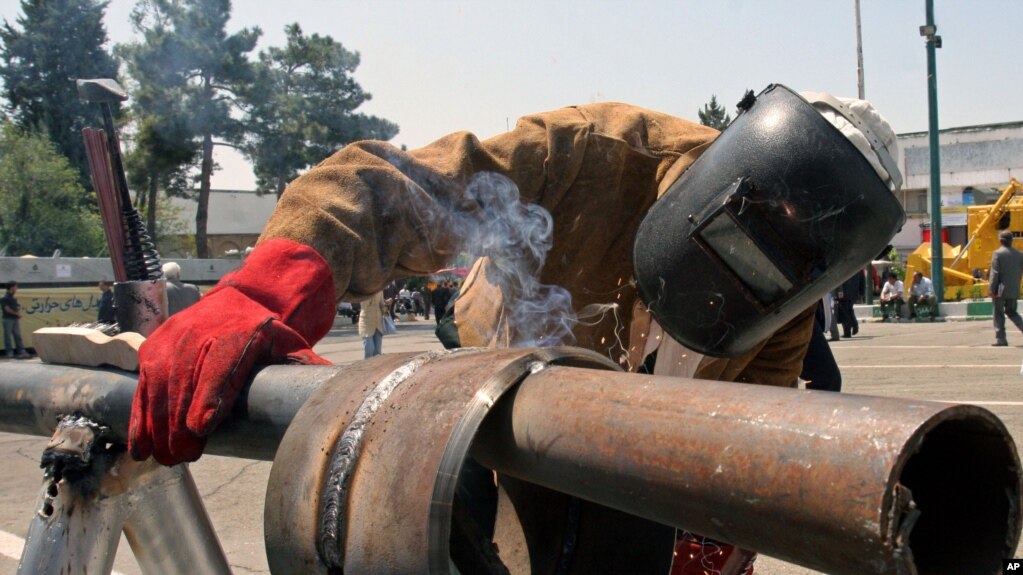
[[471, 365, 1022, 575]]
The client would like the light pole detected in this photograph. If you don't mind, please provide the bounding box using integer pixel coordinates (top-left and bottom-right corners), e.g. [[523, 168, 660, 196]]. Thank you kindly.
[[921, 0, 944, 301], [855, 0, 865, 100], [855, 0, 871, 304]]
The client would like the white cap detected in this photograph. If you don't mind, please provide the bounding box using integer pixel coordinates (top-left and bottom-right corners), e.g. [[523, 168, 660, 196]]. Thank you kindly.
[[800, 91, 902, 192]]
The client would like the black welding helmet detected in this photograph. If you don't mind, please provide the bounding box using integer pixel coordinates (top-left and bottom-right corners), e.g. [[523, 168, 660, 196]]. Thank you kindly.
[[633, 84, 906, 357]]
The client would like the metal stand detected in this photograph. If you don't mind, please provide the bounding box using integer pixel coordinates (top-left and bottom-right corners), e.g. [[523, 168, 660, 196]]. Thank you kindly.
[[17, 416, 229, 575], [15, 268, 228, 575], [19, 458, 230, 575]]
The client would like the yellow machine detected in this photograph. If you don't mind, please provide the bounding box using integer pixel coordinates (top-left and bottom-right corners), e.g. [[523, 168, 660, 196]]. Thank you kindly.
[[904, 178, 1023, 300]]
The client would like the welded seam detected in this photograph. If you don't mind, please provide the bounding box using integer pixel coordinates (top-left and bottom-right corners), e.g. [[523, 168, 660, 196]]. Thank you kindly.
[[318, 350, 447, 567]]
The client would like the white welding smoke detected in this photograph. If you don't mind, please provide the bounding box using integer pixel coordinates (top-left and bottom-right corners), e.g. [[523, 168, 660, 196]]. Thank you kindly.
[[395, 168, 577, 348], [458, 172, 576, 347]]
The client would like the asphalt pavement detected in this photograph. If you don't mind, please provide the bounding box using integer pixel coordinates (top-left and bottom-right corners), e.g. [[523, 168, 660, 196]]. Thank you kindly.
[[1, 316, 1021, 574]]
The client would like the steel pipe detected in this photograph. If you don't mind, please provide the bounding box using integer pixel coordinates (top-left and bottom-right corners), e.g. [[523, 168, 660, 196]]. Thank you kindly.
[[262, 348, 670, 574], [1, 352, 1020, 574], [0, 361, 338, 460], [472, 365, 1022, 575]]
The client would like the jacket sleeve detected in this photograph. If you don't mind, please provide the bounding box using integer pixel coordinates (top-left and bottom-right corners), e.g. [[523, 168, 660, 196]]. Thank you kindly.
[[694, 305, 816, 388], [260, 104, 716, 304], [260, 131, 525, 301]]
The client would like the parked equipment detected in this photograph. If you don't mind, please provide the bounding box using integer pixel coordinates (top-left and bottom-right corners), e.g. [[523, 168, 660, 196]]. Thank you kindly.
[[904, 178, 1023, 299]]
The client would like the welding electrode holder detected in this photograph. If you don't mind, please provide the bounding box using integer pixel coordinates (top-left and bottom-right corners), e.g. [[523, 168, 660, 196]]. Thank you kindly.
[[77, 78, 165, 283]]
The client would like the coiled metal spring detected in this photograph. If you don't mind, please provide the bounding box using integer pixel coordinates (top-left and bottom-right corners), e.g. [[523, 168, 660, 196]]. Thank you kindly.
[[122, 207, 164, 281]]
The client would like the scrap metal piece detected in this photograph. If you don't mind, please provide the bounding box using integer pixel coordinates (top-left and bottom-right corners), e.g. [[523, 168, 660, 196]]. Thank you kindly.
[[113, 278, 167, 337], [19, 414, 230, 575], [39, 414, 122, 498], [76, 78, 128, 103]]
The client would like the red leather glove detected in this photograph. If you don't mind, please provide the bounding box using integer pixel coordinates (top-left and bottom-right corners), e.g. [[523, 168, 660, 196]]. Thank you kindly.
[[129, 238, 337, 465]]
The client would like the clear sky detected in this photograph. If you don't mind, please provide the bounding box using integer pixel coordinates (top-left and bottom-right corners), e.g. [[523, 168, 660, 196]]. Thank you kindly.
[[2, 0, 1021, 189]]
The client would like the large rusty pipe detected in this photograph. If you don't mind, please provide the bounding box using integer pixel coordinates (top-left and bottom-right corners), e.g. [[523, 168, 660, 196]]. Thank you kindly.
[[2, 355, 1020, 574], [472, 365, 1022, 575]]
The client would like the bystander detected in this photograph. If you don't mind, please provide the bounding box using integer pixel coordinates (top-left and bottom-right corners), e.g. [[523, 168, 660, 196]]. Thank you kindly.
[[879, 272, 905, 321], [162, 262, 201, 316], [1, 281, 30, 359], [907, 271, 938, 320], [97, 280, 116, 324]]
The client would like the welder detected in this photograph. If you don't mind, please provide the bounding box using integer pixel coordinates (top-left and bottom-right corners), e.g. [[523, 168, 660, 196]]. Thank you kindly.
[[128, 84, 904, 574]]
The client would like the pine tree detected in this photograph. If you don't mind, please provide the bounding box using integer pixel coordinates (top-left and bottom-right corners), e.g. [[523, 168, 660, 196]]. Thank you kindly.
[[697, 95, 732, 130], [243, 23, 398, 197], [0, 0, 120, 192], [119, 0, 259, 258]]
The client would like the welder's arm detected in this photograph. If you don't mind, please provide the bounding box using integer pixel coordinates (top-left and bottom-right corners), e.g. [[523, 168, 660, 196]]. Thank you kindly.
[[130, 104, 715, 465], [130, 238, 337, 464], [259, 130, 558, 301], [129, 127, 558, 465]]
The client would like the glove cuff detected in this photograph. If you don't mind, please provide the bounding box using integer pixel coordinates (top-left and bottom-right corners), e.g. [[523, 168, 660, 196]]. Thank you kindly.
[[216, 238, 337, 344]]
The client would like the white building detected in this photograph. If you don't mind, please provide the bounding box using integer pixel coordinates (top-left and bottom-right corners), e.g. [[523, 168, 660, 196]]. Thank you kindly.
[[893, 121, 1023, 255], [170, 189, 278, 257]]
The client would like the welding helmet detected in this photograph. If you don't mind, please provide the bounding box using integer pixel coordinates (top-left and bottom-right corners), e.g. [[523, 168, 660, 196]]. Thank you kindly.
[[633, 84, 906, 357]]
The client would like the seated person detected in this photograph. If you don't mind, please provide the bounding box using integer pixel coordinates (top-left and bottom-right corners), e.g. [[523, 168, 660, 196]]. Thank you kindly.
[[907, 271, 938, 319], [879, 271, 905, 320]]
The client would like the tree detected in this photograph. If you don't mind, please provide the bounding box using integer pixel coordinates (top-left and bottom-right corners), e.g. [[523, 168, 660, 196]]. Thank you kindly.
[[121, 100, 198, 245], [151, 191, 194, 257], [697, 95, 731, 130], [0, 122, 105, 256], [243, 23, 398, 197], [119, 0, 259, 258], [0, 0, 120, 192]]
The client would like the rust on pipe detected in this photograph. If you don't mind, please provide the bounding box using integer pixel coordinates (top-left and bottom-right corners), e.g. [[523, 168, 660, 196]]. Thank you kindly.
[[1, 354, 1020, 573], [471, 365, 1022, 575]]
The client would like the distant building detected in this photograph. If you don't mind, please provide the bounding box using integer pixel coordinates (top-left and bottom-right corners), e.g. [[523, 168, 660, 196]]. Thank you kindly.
[[170, 190, 278, 257], [893, 121, 1023, 255]]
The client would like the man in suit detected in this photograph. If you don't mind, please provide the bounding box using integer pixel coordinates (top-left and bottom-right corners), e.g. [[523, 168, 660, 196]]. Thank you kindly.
[[989, 229, 1023, 346], [836, 271, 865, 337], [162, 262, 201, 316]]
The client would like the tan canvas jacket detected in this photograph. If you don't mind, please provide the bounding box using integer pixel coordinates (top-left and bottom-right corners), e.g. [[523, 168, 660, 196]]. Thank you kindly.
[[261, 103, 813, 387]]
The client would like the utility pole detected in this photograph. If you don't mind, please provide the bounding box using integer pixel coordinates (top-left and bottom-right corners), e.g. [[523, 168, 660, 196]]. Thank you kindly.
[[856, 0, 871, 304], [921, 0, 943, 301], [855, 0, 865, 99]]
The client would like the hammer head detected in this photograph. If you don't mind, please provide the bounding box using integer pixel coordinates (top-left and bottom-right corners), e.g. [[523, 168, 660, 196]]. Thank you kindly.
[[76, 78, 128, 104]]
